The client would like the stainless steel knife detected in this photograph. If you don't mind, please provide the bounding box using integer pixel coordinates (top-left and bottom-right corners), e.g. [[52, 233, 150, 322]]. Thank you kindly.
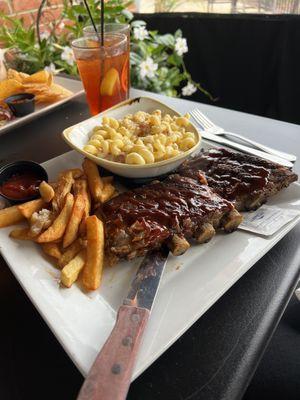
[[201, 131, 293, 168], [77, 246, 169, 400]]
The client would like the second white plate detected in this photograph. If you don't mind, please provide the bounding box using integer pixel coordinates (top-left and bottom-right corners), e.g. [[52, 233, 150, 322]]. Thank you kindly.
[[0, 76, 84, 136]]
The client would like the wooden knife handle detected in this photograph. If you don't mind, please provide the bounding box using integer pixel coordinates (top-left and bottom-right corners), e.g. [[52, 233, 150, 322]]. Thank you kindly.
[[77, 305, 150, 400]]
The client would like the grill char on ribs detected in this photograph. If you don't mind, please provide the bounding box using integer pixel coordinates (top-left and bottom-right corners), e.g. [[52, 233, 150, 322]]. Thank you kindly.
[[178, 148, 298, 211], [102, 174, 242, 262]]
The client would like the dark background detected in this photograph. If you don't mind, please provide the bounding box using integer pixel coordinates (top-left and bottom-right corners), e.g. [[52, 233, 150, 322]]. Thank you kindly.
[[135, 13, 300, 125]]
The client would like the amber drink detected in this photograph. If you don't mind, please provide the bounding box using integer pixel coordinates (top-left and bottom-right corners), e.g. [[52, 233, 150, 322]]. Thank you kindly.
[[83, 24, 130, 101], [72, 34, 128, 115], [83, 23, 130, 46]]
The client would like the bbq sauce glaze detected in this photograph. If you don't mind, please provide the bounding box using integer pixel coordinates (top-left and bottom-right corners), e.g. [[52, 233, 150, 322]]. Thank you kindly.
[[103, 174, 233, 236], [179, 148, 271, 201]]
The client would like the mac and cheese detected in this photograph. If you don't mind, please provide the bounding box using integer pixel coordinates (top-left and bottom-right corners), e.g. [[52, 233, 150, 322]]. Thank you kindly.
[[83, 110, 198, 165]]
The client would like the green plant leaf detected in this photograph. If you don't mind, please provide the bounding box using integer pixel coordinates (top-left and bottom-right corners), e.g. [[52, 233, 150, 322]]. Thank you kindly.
[[121, 9, 133, 21], [174, 29, 182, 39], [0, 0, 212, 100], [137, 41, 149, 58], [167, 53, 182, 66], [130, 52, 142, 65], [131, 20, 146, 28], [155, 34, 175, 47]]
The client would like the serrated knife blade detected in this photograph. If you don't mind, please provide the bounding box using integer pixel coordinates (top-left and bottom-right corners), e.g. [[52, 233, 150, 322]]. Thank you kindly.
[[124, 246, 169, 310]]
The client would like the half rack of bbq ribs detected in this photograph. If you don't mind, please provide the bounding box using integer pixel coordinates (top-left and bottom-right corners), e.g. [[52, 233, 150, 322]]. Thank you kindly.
[[101, 174, 242, 262], [178, 148, 298, 211]]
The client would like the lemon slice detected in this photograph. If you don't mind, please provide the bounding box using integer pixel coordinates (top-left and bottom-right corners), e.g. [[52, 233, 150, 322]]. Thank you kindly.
[[100, 68, 120, 96]]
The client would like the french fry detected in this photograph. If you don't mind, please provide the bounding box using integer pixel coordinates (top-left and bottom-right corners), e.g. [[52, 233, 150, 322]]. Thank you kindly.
[[100, 183, 115, 203], [69, 168, 83, 179], [80, 239, 87, 247], [58, 238, 83, 268], [17, 198, 45, 219], [36, 193, 74, 243], [82, 216, 104, 290], [0, 205, 25, 228], [63, 194, 85, 248], [79, 212, 90, 236], [73, 178, 91, 235], [61, 249, 86, 288], [48, 182, 58, 190], [73, 179, 90, 210], [9, 228, 32, 240], [52, 170, 74, 211], [82, 159, 104, 202], [41, 243, 62, 260], [47, 238, 62, 244], [39, 181, 55, 203]]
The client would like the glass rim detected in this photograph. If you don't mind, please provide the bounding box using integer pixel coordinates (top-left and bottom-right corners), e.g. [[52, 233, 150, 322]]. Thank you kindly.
[[83, 23, 130, 33], [71, 33, 127, 50]]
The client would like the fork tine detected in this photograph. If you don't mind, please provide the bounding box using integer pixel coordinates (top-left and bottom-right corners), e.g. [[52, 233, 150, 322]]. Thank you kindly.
[[190, 109, 212, 129], [190, 110, 207, 126], [194, 109, 215, 126], [193, 109, 215, 128], [191, 109, 212, 129]]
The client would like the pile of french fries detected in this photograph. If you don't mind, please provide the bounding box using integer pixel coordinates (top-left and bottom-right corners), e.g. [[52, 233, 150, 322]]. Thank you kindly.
[[0, 159, 116, 290]]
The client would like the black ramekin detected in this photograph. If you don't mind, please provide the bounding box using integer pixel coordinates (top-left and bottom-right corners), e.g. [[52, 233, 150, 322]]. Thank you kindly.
[[0, 160, 48, 204], [4, 93, 35, 117]]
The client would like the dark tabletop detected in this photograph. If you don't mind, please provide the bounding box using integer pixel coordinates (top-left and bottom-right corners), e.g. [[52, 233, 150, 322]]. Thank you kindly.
[[0, 90, 299, 400]]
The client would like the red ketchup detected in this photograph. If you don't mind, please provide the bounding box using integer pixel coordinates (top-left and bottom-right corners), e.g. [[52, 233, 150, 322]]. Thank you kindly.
[[0, 172, 41, 199]]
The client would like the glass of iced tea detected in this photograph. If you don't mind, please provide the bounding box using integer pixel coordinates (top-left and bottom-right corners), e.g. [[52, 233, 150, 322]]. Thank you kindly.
[[83, 23, 130, 46], [83, 24, 131, 100], [72, 33, 129, 115]]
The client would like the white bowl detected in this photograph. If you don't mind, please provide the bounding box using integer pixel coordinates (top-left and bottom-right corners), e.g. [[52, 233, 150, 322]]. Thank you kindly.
[[62, 96, 202, 179]]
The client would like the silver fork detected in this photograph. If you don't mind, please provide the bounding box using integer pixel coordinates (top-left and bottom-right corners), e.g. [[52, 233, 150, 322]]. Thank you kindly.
[[190, 109, 297, 162]]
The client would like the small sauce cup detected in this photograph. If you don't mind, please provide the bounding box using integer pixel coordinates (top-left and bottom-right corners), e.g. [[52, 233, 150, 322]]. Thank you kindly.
[[0, 161, 48, 204], [4, 93, 35, 117]]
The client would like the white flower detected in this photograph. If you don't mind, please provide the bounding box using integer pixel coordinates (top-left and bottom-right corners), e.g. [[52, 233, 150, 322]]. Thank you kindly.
[[40, 31, 50, 41], [34, 43, 40, 49], [139, 57, 158, 80], [61, 46, 75, 66], [58, 21, 65, 30], [175, 37, 188, 56], [133, 26, 149, 41], [44, 62, 57, 74], [182, 82, 197, 96]]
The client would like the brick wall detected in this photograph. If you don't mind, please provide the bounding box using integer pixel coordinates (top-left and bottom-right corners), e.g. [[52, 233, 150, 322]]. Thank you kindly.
[[0, 0, 64, 27]]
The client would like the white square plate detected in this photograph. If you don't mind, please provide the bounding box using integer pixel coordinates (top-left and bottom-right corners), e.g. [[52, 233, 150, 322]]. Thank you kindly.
[[0, 76, 84, 137], [0, 148, 299, 380]]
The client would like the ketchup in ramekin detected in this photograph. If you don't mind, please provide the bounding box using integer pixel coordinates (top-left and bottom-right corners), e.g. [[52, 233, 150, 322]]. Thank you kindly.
[[0, 161, 48, 203], [1, 171, 42, 200]]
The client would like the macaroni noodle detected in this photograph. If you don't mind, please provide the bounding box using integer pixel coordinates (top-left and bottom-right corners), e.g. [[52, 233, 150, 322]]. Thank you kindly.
[[83, 110, 198, 165]]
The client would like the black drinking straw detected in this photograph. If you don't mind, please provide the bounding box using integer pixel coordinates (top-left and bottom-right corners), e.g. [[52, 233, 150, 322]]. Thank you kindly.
[[82, 0, 105, 112], [83, 0, 104, 47], [100, 0, 104, 45]]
